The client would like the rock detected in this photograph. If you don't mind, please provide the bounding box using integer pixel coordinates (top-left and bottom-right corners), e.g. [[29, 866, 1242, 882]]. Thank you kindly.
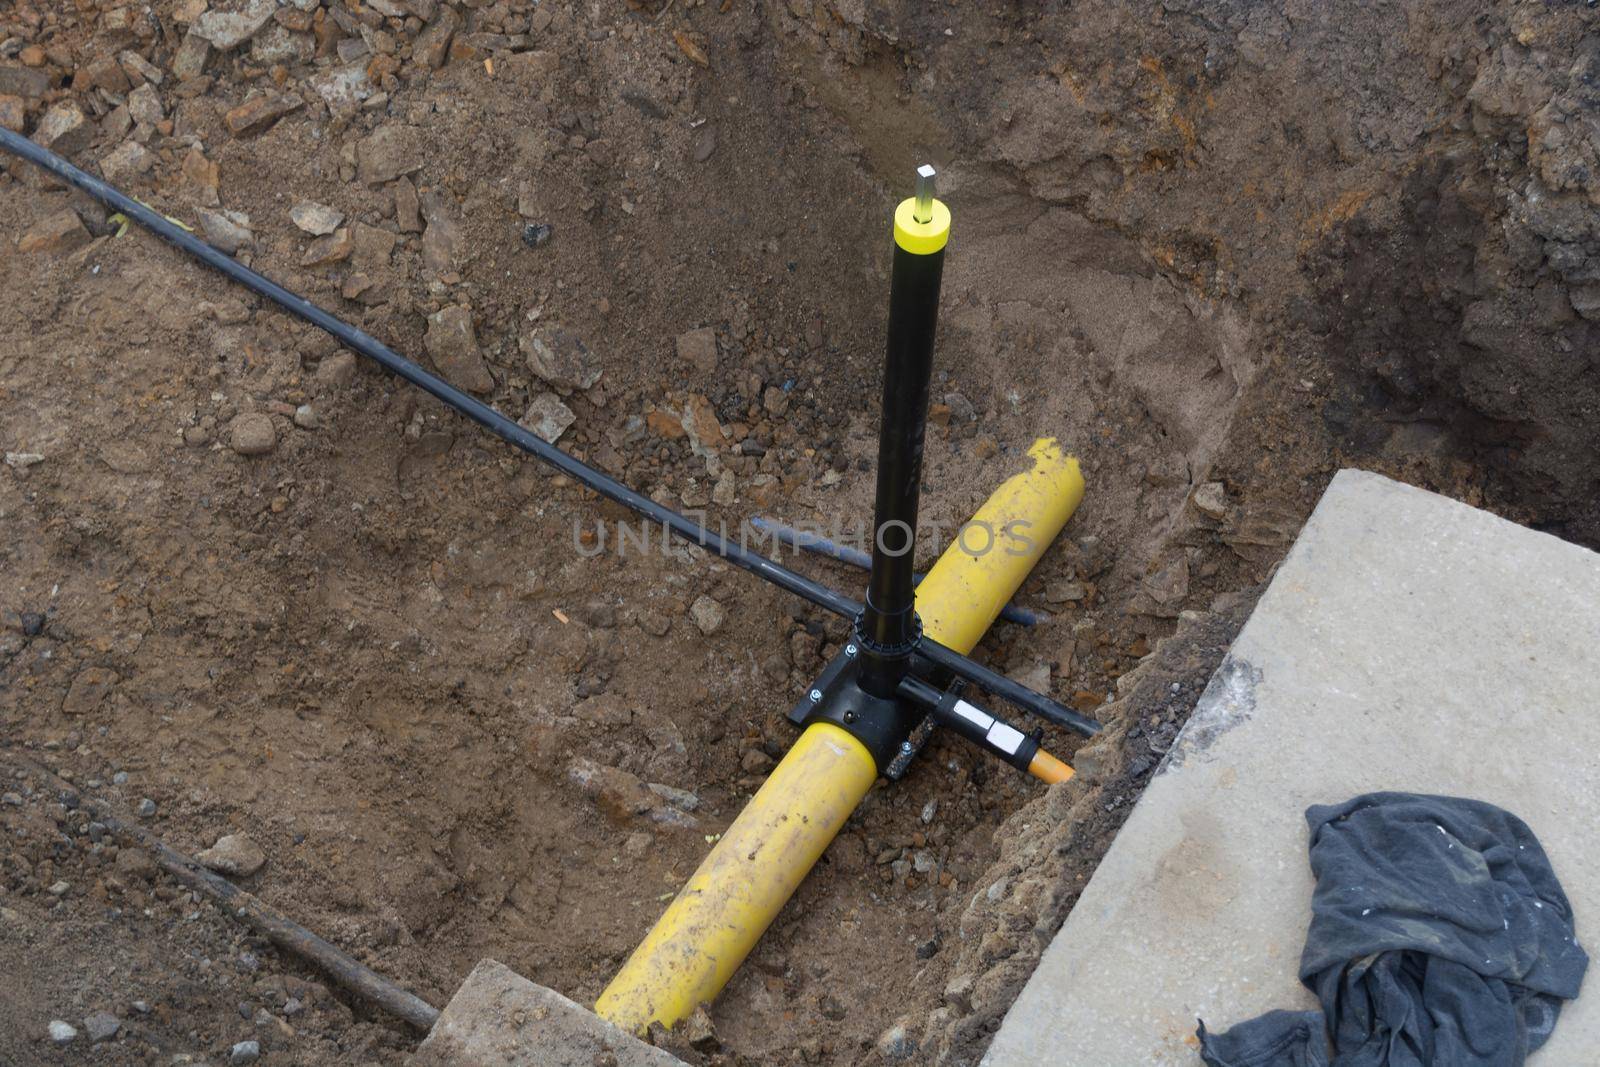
[[0, 64, 53, 101], [293, 404, 319, 430], [567, 759, 696, 829], [300, 227, 352, 267], [876, 1021, 917, 1061], [684, 1005, 718, 1050], [48, 1021, 78, 1045], [394, 177, 421, 233], [425, 305, 494, 394], [171, 32, 212, 81], [1192, 481, 1228, 520], [521, 327, 600, 392], [5, 451, 45, 468], [740, 748, 773, 774], [0, 95, 24, 133], [762, 385, 790, 417], [193, 0, 277, 51], [197, 833, 267, 876], [196, 209, 254, 254], [676, 327, 718, 374], [647, 782, 700, 812], [18, 210, 90, 255], [349, 223, 396, 270], [692, 124, 718, 163], [63, 666, 118, 714], [1, 792, 20, 806], [1131, 554, 1190, 617], [82, 1011, 121, 1043], [290, 201, 343, 236], [419, 189, 461, 271], [229, 412, 277, 456], [308, 63, 372, 116], [79, 54, 131, 95], [1570, 283, 1600, 323], [520, 393, 575, 444], [412, 6, 459, 70], [316, 352, 358, 389], [119, 50, 164, 86], [688, 595, 725, 635], [1042, 579, 1085, 604], [127, 83, 163, 127], [33, 102, 94, 157], [47, 880, 70, 896], [250, 25, 314, 65], [180, 147, 221, 206], [100, 140, 155, 183], [521, 222, 554, 248], [224, 92, 303, 137], [357, 125, 423, 185], [115, 847, 157, 881], [230, 1039, 261, 1065], [711, 469, 736, 506]]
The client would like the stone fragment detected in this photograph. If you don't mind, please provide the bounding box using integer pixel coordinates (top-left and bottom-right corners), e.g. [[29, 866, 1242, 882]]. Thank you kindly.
[[300, 227, 353, 267], [308, 64, 372, 115], [180, 146, 220, 206], [193, 0, 278, 51], [0, 95, 24, 133], [48, 1021, 78, 1045], [357, 124, 423, 184], [18, 210, 90, 255], [520, 393, 575, 444], [229, 412, 277, 456], [689, 595, 725, 635], [394, 177, 421, 233], [79, 54, 132, 95], [521, 327, 600, 392], [82, 1012, 121, 1044], [413, 6, 459, 70], [224, 92, 303, 137], [100, 140, 155, 183], [197, 833, 267, 876], [0, 64, 52, 101], [676, 327, 717, 374], [289, 201, 343, 236], [33, 102, 93, 156], [349, 223, 396, 270], [1192, 481, 1228, 520], [425, 305, 493, 394], [171, 32, 212, 81], [127, 83, 163, 127], [250, 25, 314, 66], [119, 50, 164, 86], [196, 209, 253, 254], [419, 189, 461, 271]]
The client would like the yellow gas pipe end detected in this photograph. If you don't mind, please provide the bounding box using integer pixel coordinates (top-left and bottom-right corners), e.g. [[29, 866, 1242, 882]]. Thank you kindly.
[[594, 438, 1084, 1034]]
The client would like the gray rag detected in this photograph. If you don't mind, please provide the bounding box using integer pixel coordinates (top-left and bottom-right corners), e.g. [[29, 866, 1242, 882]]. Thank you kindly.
[[1197, 792, 1588, 1066]]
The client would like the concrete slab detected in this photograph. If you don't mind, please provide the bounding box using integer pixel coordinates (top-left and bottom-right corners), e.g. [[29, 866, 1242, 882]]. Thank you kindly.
[[412, 959, 687, 1067], [984, 470, 1599, 1065]]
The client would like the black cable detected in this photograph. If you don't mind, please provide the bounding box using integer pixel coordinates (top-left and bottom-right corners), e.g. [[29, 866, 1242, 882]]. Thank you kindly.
[[0, 128, 1098, 738]]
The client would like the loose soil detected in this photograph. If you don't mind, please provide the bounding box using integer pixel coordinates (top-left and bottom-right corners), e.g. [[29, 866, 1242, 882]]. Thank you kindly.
[[2, 1, 1596, 1065]]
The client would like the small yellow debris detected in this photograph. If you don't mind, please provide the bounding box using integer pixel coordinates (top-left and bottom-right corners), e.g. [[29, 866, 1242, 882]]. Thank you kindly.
[[674, 29, 709, 68], [552, 608, 570, 624]]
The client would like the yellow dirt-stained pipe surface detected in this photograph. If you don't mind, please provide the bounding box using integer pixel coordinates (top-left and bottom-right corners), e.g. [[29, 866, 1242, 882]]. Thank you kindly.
[[593, 437, 1084, 1034]]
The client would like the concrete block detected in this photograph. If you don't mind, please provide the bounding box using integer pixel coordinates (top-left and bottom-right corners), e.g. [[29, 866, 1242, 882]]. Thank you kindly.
[[413, 959, 686, 1067], [983, 470, 1600, 1065]]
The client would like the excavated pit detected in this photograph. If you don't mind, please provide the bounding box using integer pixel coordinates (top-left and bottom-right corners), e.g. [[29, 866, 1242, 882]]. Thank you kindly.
[[2, 2, 1596, 1065]]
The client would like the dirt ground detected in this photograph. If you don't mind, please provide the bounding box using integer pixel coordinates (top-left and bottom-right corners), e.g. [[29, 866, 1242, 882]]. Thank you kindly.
[[2, 1, 1597, 1064]]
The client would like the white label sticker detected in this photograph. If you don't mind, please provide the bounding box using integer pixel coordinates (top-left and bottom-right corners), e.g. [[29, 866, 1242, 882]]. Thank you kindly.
[[952, 699, 993, 731], [986, 721, 1025, 755]]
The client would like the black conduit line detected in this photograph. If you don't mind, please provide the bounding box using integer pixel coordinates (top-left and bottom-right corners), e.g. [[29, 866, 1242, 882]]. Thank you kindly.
[[0, 128, 1099, 739]]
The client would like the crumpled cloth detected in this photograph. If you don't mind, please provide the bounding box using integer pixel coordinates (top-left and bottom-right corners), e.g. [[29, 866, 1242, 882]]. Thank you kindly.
[[1198, 792, 1588, 1066]]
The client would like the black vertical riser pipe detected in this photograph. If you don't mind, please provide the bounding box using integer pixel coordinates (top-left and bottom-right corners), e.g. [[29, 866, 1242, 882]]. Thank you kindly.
[[858, 233, 945, 697]]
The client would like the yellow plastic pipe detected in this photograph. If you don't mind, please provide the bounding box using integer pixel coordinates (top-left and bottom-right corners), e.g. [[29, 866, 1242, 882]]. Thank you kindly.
[[593, 437, 1084, 1033]]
